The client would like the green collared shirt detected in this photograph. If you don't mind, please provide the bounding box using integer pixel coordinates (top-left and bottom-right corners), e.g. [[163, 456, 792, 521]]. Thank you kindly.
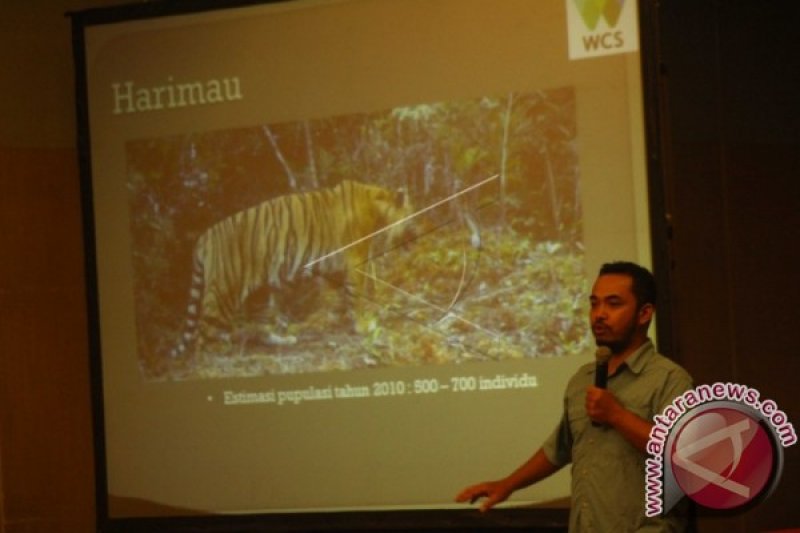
[[542, 340, 693, 532]]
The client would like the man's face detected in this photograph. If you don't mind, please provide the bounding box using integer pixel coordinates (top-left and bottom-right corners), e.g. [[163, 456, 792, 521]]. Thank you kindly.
[[589, 273, 651, 354]]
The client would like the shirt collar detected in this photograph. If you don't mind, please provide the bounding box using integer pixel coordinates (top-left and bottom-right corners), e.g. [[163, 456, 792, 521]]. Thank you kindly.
[[618, 338, 655, 375], [584, 339, 655, 376]]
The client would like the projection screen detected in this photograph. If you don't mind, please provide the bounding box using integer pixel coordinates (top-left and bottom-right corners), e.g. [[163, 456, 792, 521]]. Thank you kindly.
[[72, 0, 656, 528]]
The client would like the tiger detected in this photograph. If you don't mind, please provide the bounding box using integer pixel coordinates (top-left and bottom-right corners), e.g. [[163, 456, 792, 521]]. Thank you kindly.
[[171, 179, 415, 358]]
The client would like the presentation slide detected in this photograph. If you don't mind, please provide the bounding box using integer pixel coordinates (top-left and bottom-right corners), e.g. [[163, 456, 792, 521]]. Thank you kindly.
[[75, 0, 652, 520]]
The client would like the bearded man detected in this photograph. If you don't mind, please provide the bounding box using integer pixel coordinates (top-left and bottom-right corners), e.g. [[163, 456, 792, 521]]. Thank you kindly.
[[456, 261, 693, 532]]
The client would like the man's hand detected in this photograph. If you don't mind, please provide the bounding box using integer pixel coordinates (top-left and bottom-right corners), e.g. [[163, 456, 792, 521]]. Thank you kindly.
[[455, 448, 560, 511], [455, 480, 513, 512], [585, 385, 654, 452], [585, 385, 624, 425]]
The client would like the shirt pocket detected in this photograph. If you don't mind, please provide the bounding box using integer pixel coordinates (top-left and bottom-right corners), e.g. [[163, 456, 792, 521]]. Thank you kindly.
[[567, 402, 589, 442]]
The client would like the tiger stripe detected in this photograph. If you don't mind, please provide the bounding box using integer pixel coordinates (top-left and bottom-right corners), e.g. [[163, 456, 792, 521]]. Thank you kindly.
[[171, 180, 413, 358]]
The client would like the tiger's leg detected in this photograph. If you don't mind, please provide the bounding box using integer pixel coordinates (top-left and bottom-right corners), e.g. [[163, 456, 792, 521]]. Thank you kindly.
[[243, 289, 297, 347], [194, 277, 244, 358], [343, 244, 379, 336]]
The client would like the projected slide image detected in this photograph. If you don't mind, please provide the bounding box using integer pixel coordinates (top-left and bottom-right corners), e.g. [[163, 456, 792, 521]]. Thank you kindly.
[[127, 87, 590, 381]]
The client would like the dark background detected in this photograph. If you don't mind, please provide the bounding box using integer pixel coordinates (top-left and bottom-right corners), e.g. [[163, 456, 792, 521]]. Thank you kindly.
[[0, 0, 797, 531], [649, 1, 800, 530]]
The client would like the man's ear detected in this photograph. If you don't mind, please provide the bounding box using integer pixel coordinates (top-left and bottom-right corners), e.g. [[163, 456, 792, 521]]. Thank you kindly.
[[638, 303, 655, 325]]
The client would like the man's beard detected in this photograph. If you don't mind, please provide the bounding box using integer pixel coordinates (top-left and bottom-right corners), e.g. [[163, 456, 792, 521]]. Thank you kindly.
[[594, 316, 638, 355]]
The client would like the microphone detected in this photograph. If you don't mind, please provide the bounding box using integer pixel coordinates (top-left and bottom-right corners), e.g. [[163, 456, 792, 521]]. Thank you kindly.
[[594, 346, 612, 389], [592, 346, 612, 427]]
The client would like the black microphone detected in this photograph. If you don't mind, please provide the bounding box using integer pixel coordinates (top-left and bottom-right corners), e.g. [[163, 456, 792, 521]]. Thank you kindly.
[[592, 346, 612, 427], [594, 346, 612, 389]]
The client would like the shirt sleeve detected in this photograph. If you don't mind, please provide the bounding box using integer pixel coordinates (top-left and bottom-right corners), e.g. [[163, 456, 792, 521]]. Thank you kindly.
[[653, 365, 694, 415]]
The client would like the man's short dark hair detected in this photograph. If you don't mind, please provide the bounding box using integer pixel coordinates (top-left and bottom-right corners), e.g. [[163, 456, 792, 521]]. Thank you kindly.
[[598, 261, 657, 308]]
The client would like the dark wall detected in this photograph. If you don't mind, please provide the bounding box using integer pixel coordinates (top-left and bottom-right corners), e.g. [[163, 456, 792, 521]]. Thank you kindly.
[[655, 0, 800, 530]]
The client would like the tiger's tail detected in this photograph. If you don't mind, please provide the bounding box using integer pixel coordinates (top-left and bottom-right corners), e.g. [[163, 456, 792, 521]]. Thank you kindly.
[[170, 244, 205, 358]]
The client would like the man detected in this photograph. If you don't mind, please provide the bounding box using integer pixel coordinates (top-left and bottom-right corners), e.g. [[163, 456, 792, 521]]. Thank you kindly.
[[456, 261, 692, 532]]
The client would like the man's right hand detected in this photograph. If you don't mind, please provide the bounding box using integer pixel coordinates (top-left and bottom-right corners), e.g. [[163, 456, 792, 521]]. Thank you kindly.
[[455, 448, 558, 512], [454, 480, 513, 512]]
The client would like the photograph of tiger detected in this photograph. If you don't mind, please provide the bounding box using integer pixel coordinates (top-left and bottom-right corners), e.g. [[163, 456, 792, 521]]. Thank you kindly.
[[127, 86, 591, 380], [170, 180, 416, 359]]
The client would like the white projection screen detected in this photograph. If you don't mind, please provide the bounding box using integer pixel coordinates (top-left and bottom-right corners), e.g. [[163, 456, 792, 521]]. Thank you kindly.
[[72, 0, 659, 530]]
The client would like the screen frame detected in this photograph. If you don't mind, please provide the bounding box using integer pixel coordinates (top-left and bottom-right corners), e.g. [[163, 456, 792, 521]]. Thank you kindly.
[[69, 0, 669, 530]]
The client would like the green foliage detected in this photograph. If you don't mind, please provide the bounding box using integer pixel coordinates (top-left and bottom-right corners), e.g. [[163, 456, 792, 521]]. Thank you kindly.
[[126, 87, 586, 379]]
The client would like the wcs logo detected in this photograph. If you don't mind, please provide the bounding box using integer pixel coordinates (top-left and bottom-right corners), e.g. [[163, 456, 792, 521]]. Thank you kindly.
[[574, 0, 625, 31], [566, 0, 639, 59]]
